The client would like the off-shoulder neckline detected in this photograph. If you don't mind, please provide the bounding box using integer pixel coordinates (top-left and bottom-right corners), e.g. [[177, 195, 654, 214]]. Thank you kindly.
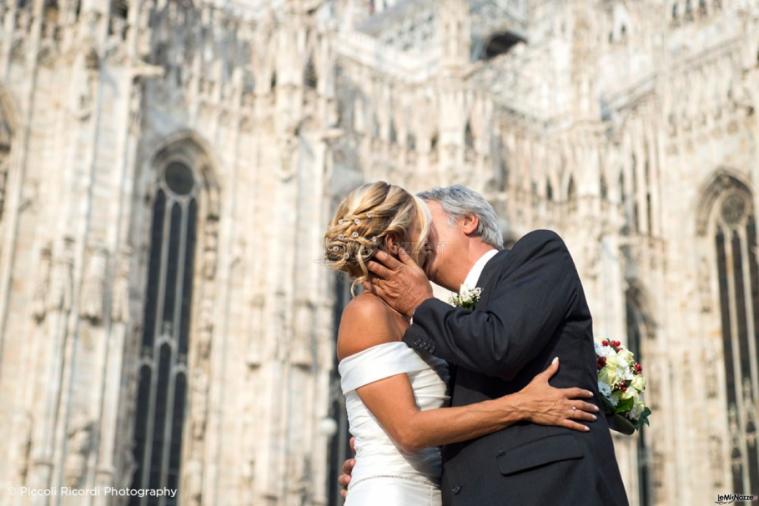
[[337, 340, 409, 365]]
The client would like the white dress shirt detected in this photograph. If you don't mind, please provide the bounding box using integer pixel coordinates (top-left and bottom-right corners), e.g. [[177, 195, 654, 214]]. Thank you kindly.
[[410, 248, 500, 324], [460, 248, 499, 292]]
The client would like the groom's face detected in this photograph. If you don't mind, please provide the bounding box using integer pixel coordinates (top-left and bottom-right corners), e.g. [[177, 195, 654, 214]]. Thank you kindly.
[[421, 200, 466, 289]]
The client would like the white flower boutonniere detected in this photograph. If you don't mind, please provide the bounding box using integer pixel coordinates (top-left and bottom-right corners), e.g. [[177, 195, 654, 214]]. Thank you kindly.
[[449, 286, 482, 310]]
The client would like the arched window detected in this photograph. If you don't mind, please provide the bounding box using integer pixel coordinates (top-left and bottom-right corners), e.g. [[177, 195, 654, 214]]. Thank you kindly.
[[567, 176, 576, 200], [711, 181, 759, 493], [478, 30, 525, 60], [0, 100, 11, 222], [130, 160, 199, 505], [406, 131, 416, 151], [684, 0, 694, 20], [644, 156, 653, 235], [388, 119, 397, 145], [631, 154, 640, 233], [499, 158, 509, 192], [566, 176, 577, 213], [304, 56, 318, 90], [626, 288, 652, 506], [620, 169, 632, 233], [371, 114, 380, 139], [111, 0, 128, 18], [698, 0, 708, 16], [107, 0, 128, 37], [325, 258, 353, 504], [464, 121, 474, 150]]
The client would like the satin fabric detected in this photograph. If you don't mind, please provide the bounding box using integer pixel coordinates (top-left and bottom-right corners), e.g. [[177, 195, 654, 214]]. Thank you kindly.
[[344, 476, 442, 506], [339, 341, 449, 505]]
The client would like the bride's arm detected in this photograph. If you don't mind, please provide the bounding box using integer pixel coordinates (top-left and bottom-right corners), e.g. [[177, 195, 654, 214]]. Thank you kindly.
[[338, 293, 597, 454], [356, 356, 597, 453]]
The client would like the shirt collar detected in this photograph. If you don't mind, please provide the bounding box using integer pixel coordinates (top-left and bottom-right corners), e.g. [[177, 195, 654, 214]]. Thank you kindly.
[[461, 248, 499, 291]]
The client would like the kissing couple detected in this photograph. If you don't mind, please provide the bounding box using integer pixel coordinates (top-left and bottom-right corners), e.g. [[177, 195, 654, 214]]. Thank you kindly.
[[324, 182, 629, 506]]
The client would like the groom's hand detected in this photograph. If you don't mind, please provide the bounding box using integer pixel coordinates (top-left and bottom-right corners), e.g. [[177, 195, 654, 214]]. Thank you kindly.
[[367, 248, 433, 318]]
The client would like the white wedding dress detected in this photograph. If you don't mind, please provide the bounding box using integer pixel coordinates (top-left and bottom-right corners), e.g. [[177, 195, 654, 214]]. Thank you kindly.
[[339, 341, 449, 505]]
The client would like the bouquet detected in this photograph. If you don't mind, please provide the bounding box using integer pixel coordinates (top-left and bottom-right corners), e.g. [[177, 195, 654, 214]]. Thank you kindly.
[[595, 338, 651, 435]]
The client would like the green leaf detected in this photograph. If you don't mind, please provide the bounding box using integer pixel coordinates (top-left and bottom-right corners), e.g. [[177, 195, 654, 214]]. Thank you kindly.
[[634, 407, 652, 429], [599, 396, 616, 413], [608, 413, 636, 435], [614, 397, 634, 414]]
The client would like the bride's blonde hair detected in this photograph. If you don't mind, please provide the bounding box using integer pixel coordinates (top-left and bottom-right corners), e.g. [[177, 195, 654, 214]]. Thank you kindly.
[[324, 181, 430, 292]]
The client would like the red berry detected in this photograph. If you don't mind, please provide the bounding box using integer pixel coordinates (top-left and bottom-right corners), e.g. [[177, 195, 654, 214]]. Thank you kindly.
[[618, 382, 628, 392], [634, 363, 642, 374], [602, 339, 609, 347], [597, 356, 607, 370]]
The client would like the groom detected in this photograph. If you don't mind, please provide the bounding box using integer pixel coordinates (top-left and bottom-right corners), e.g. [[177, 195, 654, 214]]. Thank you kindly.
[[340, 185, 628, 505]]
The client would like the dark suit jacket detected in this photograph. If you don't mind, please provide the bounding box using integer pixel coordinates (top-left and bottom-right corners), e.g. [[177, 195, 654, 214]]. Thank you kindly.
[[404, 229, 629, 506]]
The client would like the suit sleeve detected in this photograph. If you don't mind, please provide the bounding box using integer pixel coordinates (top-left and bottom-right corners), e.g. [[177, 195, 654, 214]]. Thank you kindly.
[[403, 230, 579, 381]]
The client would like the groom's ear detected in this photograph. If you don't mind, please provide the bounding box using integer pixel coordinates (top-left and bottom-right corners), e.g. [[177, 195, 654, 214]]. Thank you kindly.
[[461, 213, 480, 236]]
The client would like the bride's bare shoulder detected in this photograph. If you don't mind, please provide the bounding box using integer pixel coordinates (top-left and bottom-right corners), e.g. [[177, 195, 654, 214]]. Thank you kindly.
[[337, 292, 401, 361]]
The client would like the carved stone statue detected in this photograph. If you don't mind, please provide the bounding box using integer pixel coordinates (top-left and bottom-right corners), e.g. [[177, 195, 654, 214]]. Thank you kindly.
[[111, 249, 131, 324], [31, 243, 53, 323], [80, 247, 108, 324], [183, 458, 203, 506], [48, 241, 74, 313], [190, 370, 208, 441], [14, 410, 33, 483], [63, 416, 94, 487]]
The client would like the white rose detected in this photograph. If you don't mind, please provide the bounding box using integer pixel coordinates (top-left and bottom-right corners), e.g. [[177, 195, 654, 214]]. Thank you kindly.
[[598, 365, 617, 386], [595, 344, 612, 358], [606, 353, 624, 369], [600, 354, 624, 385], [631, 375, 646, 392], [629, 398, 645, 420], [598, 381, 612, 397], [618, 349, 634, 364]]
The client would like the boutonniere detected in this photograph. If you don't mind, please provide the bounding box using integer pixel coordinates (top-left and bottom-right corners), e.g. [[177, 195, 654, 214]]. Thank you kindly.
[[449, 286, 481, 309]]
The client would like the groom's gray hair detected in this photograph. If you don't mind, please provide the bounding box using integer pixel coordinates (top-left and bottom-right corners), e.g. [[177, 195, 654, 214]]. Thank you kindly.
[[417, 185, 503, 248]]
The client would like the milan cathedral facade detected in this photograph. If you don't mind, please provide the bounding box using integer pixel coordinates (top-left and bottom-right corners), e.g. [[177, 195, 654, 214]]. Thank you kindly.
[[0, 0, 757, 505]]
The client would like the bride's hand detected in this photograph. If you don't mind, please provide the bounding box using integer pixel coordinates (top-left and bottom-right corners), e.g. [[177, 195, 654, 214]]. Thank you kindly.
[[513, 357, 599, 432]]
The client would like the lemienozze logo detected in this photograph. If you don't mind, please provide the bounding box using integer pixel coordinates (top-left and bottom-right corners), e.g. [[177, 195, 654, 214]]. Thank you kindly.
[[715, 493, 758, 504]]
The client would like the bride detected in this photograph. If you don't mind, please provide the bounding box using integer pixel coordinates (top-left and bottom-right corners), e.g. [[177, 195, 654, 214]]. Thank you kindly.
[[324, 182, 598, 505]]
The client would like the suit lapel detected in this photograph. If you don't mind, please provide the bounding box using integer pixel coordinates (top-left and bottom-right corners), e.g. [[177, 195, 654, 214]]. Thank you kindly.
[[475, 249, 509, 307], [446, 249, 509, 396]]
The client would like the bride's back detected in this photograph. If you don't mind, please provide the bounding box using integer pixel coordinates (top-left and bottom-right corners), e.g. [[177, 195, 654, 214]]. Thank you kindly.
[[337, 293, 407, 359], [336, 293, 449, 492]]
